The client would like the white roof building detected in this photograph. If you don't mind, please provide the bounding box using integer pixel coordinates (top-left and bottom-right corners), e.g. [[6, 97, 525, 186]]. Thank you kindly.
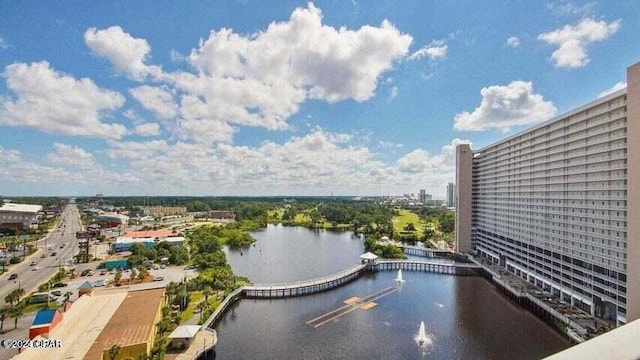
[[0, 203, 43, 214], [0, 203, 43, 229]]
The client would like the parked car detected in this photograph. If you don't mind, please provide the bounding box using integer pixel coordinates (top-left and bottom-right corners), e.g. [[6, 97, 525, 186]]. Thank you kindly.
[[41, 253, 47, 258], [51, 252, 57, 256], [31, 266, 39, 271], [52, 282, 67, 288], [80, 269, 91, 276], [50, 290, 62, 297], [30, 261, 37, 266], [87, 270, 95, 276], [100, 270, 107, 275], [153, 276, 164, 282], [8, 274, 17, 280]]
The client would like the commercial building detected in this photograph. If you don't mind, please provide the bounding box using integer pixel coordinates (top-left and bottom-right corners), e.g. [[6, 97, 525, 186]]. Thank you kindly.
[[0, 203, 42, 229], [456, 61, 640, 325], [447, 182, 456, 207], [84, 288, 165, 360], [94, 213, 129, 229], [15, 290, 129, 360], [112, 228, 184, 252], [143, 206, 187, 217], [209, 210, 235, 221], [29, 309, 63, 339]]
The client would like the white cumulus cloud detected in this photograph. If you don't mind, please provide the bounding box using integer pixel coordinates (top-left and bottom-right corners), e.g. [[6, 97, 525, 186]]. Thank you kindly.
[[129, 85, 178, 119], [85, 26, 161, 80], [454, 81, 556, 132], [408, 40, 448, 60], [133, 123, 161, 137], [598, 81, 626, 98], [46, 143, 97, 170], [538, 18, 621, 68], [506, 36, 520, 47], [0, 61, 127, 139]]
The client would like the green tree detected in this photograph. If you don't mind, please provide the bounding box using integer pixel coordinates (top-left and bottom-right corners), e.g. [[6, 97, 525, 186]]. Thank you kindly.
[[131, 268, 138, 284], [10, 303, 25, 329], [0, 305, 9, 331], [114, 269, 123, 285], [138, 268, 148, 281]]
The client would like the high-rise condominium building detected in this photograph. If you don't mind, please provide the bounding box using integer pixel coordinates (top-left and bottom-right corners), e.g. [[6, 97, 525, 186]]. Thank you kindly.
[[447, 182, 455, 207], [456, 61, 640, 325]]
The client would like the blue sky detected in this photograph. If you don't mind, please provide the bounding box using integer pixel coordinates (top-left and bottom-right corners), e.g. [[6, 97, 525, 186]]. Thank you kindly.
[[0, 0, 638, 197]]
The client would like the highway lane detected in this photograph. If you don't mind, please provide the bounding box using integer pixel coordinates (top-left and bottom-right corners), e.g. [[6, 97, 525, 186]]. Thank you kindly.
[[0, 203, 82, 303]]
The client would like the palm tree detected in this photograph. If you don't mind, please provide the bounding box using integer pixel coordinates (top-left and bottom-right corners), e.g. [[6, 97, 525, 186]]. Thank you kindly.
[[107, 344, 121, 360], [0, 305, 10, 331], [138, 268, 148, 282], [114, 269, 122, 285], [10, 303, 25, 329], [130, 268, 138, 284], [4, 289, 20, 309]]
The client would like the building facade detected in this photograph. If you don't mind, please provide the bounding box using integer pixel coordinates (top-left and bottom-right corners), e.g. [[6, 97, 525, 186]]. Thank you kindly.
[[0, 203, 42, 229], [447, 182, 456, 207], [143, 206, 187, 216], [456, 62, 640, 325]]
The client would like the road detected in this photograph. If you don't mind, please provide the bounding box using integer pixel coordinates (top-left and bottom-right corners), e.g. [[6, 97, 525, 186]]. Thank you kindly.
[[0, 203, 82, 304]]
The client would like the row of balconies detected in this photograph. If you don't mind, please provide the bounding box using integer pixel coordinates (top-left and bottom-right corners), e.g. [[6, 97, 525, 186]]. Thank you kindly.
[[475, 134, 627, 173], [476, 112, 627, 164], [473, 147, 627, 178], [473, 218, 628, 241], [478, 107, 626, 159]]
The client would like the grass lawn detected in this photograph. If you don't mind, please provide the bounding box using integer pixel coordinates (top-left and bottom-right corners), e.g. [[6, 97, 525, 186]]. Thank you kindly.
[[181, 291, 203, 323], [293, 212, 311, 223], [392, 209, 425, 238], [267, 209, 284, 221]]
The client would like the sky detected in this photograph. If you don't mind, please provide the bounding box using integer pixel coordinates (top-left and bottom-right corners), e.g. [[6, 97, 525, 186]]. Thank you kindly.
[[0, 0, 638, 197]]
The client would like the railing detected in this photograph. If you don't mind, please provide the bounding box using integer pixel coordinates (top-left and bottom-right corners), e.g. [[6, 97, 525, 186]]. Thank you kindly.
[[243, 264, 366, 290], [201, 286, 245, 329]]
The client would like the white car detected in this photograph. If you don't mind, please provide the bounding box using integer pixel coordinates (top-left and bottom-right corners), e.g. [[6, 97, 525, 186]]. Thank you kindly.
[[30, 261, 37, 266], [31, 266, 39, 271]]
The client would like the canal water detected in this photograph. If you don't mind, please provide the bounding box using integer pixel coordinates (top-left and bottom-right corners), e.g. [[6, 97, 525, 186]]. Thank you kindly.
[[217, 225, 570, 359]]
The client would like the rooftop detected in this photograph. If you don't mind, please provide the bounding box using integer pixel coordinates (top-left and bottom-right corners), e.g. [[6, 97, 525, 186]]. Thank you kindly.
[[31, 309, 59, 326], [0, 203, 42, 214], [84, 288, 165, 360], [15, 290, 128, 360], [545, 318, 640, 360], [124, 228, 176, 239]]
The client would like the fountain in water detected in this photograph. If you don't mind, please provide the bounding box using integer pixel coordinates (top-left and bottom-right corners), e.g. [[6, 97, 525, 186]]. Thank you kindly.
[[416, 321, 428, 344], [395, 269, 405, 283], [414, 320, 433, 352]]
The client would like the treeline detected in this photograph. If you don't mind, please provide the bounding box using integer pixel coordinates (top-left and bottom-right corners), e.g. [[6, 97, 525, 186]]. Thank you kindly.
[[187, 226, 249, 291], [414, 207, 455, 233]]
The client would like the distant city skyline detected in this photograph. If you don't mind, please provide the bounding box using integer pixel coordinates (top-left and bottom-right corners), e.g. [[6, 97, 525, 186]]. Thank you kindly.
[[1, 1, 639, 196]]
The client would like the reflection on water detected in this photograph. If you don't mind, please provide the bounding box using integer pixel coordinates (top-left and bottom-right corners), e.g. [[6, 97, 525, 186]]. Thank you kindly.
[[216, 226, 570, 359]]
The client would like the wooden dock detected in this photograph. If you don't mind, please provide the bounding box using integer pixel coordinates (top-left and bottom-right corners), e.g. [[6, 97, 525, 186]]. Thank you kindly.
[[306, 287, 398, 328]]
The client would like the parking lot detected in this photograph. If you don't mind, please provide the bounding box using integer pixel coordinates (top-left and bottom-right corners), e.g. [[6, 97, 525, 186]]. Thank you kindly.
[[46, 265, 197, 303]]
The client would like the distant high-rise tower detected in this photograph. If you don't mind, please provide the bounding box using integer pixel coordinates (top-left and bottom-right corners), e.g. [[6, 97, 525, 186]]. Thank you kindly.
[[447, 182, 455, 207], [419, 189, 426, 203]]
